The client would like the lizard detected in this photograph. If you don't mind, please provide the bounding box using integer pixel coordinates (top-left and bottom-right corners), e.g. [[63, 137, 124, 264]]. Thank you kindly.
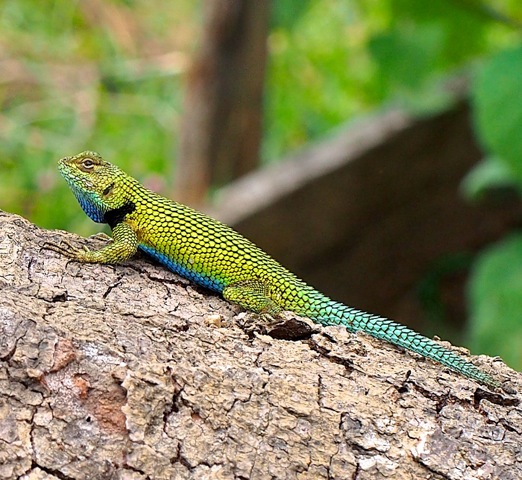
[[46, 151, 500, 390]]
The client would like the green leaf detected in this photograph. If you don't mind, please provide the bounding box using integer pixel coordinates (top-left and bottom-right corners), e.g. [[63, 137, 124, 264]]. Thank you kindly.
[[461, 156, 520, 201], [473, 45, 522, 183], [468, 234, 522, 370]]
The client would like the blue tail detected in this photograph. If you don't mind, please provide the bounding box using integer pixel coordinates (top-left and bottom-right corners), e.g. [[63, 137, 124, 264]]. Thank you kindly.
[[311, 300, 498, 389]]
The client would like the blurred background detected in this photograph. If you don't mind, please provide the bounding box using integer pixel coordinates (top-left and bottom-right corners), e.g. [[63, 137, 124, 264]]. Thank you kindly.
[[1, 0, 522, 370]]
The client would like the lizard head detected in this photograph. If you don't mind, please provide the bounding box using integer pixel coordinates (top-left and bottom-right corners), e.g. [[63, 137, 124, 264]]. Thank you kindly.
[[58, 151, 132, 223]]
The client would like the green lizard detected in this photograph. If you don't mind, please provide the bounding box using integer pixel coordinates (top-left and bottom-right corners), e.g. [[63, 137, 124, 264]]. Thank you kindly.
[[48, 151, 500, 389]]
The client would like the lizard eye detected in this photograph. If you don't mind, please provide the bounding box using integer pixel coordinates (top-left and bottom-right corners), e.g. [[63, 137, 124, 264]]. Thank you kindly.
[[82, 158, 95, 170]]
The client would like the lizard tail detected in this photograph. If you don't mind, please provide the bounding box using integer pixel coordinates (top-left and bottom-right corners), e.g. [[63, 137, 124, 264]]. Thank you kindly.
[[313, 301, 499, 389]]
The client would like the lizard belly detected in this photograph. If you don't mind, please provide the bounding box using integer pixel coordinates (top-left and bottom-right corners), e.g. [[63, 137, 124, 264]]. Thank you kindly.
[[138, 244, 226, 293]]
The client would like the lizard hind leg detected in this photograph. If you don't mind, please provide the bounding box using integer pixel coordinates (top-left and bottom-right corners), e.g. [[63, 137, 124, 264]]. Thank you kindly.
[[223, 280, 283, 316]]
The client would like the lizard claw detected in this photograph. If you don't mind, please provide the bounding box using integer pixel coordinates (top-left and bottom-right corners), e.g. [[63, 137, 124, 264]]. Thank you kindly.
[[41, 240, 90, 261]]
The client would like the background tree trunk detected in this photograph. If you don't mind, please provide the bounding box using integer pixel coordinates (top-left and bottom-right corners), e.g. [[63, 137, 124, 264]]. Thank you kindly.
[[0, 210, 520, 479], [177, 0, 270, 206]]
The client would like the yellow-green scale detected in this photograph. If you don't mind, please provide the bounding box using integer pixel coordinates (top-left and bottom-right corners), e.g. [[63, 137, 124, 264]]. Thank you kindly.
[[126, 180, 325, 313]]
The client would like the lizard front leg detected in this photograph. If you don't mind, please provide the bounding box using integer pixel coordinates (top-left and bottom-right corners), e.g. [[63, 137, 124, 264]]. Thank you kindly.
[[45, 222, 138, 264]]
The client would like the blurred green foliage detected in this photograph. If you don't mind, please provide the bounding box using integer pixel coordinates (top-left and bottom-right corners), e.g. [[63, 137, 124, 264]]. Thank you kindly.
[[2, 0, 519, 233], [467, 42, 522, 370], [0, 0, 196, 233], [473, 45, 522, 182], [2, 1, 522, 367], [266, 0, 521, 159], [468, 234, 522, 370]]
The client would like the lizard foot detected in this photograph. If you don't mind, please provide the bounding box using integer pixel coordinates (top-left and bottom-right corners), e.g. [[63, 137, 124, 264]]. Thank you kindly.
[[41, 240, 92, 262]]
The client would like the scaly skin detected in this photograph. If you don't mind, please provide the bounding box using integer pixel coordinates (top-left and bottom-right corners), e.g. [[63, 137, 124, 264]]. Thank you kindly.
[[48, 151, 500, 389]]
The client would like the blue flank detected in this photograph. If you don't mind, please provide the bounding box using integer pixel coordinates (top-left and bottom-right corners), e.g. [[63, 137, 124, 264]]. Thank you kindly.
[[138, 244, 226, 293]]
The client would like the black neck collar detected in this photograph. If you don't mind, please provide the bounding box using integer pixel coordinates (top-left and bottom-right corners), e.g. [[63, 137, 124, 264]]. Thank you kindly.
[[104, 201, 136, 228]]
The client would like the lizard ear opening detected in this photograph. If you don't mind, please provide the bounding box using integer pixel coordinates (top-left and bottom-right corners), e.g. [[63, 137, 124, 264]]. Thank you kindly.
[[103, 182, 115, 197]]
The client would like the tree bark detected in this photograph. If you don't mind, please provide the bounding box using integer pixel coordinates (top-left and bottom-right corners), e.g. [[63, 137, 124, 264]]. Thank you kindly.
[[177, 0, 270, 206], [0, 210, 520, 479]]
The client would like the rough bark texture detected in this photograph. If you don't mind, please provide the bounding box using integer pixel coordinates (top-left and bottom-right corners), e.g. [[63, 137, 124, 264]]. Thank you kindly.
[[177, 0, 270, 206], [0, 211, 520, 479]]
